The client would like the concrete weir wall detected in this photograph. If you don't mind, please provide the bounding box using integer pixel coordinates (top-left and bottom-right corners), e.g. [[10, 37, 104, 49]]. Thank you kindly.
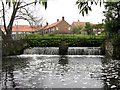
[[105, 39, 120, 59]]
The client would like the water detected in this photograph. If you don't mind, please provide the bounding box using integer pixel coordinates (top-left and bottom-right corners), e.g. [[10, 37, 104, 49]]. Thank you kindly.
[[24, 47, 101, 55], [1, 47, 120, 89]]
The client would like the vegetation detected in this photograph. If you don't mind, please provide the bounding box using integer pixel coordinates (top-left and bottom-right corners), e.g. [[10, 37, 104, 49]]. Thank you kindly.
[[0, 0, 47, 40], [21, 34, 105, 47], [93, 23, 104, 34], [26, 39, 104, 47], [84, 22, 93, 35], [76, 0, 120, 59], [72, 24, 83, 34], [103, 2, 120, 35], [22, 34, 106, 39], [2, 40, 28, 56]]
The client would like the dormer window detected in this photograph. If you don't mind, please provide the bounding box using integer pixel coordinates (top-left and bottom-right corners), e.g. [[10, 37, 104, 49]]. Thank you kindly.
[[68, 27, 71, 30], [56, 27, 58, 30]]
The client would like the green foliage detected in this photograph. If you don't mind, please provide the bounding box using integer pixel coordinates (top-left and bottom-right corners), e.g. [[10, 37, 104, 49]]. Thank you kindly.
[[77, 24, 83, 30], [48, 33, 55, 37], [72, 26, 79, 34], [2, 40, 27, 56], [84, 22, 93, 35], [72, 24, 83, 34], [27, 39, 104, 47], [103, 2, 120, 34], [112, 34, 120, 45], [76, 0, 103, 16], [23, 34, 105, 47], [22, 34, 106, 39]]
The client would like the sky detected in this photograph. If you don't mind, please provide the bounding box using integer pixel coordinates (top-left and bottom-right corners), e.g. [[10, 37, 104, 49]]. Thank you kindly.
[[1, 0, 106, 26], [43, 0, 105, 25]]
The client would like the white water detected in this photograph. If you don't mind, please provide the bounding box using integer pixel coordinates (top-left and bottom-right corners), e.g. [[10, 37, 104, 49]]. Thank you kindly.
[[24, 47, 101, 55]]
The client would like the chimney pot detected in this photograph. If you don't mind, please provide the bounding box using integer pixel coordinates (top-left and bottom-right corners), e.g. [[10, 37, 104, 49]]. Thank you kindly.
[[46, 22, 48, 26], [62, 16, 64, 21], [57, 19, 59, 22], [40, 24, 42, 27]]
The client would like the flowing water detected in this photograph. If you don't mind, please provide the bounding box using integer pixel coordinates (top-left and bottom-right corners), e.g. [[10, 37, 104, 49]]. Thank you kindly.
[[1, 47, 120, 89], [24, 47, 101, 55]]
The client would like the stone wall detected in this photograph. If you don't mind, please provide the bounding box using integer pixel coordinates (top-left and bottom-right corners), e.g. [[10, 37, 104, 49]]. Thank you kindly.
[[105, 39, 120, 59]]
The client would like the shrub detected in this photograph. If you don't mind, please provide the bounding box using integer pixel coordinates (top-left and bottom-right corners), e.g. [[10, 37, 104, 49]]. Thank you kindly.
[[28, 39, 104, 47], [48, 33, 55, 37]]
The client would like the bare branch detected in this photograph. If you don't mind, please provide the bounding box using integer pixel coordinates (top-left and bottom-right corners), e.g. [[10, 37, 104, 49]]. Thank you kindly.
[[18, 1, 35, 9], [1, 0, 7, 32]]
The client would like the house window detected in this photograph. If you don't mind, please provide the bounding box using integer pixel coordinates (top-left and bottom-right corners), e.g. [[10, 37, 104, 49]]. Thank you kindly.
[[12, 32, 16, 34], [53, 27, 55, 31], [56, 27, 58, 30], [68, 27, 71, 30]]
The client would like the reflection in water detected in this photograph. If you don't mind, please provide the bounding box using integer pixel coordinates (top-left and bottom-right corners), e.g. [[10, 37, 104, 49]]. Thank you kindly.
[[2, 55, 120, 89], [59, 55, 68, 66], [101, 58, 120, 89]]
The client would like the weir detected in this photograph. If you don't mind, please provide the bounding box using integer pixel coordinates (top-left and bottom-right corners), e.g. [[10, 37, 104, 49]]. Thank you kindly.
[[24, 47, 101, 55]]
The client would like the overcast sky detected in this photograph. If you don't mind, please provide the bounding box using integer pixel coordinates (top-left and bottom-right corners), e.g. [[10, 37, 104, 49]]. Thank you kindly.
[[4, 0, 106, 25]]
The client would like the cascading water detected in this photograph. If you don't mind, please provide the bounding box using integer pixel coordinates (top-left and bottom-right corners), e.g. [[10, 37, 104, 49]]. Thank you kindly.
[[2, 46, 119, 89], [24, 47, 102, 55]]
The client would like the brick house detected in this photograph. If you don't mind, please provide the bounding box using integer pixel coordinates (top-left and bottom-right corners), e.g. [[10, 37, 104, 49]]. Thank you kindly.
[[40, 17, 72, 34]]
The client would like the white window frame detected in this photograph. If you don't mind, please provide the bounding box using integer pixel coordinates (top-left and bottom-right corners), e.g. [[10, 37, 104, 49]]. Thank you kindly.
[[68, 27, 71, 30], [56, 27, 58, 30]]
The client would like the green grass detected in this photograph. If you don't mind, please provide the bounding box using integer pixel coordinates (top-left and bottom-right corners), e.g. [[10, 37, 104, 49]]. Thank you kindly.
[[22, 33, 106, 40]]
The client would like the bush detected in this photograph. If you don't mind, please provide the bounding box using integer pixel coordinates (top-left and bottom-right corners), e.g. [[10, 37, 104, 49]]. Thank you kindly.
[[28, 39, 104, 47], [48, 33, 55, 37]]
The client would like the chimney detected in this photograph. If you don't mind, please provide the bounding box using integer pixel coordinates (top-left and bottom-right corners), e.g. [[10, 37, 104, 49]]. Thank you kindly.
[[40, 24, 42, 27], [62, 16, 64, 21], [57, 19, 59, 22], [78, 19, 80, 22], [46, 22, 48, 26]]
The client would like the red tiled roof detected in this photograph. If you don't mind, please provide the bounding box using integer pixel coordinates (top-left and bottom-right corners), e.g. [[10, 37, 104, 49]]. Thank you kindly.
[[1, 25, 41, 32], [39, 26, 47, 30], [72, 22, 97, 26], [44, 20, 62, 30], [72, 22, 97, 29], [72, 22, 86, 27]]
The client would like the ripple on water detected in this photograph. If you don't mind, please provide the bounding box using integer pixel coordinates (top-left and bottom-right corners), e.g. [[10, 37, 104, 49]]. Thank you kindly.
[[2, 55, 119, 88]]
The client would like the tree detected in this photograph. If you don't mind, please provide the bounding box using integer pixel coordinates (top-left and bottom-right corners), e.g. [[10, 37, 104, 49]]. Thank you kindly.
[[72, 26, 78, 35], [0, 0, 47, 40], [72, 25, 82, 35], [84, 22, 93, 35], [93, 23, 104, 34], [76, 0, 120, 34], [103, 2, 120, 35], [77, 24, 83, 34]]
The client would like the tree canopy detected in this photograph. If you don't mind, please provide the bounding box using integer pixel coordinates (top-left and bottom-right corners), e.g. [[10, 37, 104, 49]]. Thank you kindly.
[[84, 22, 93, 35]]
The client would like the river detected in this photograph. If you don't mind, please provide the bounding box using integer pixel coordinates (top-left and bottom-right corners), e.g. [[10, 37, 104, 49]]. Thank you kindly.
[[1, 47, 120, 89]]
